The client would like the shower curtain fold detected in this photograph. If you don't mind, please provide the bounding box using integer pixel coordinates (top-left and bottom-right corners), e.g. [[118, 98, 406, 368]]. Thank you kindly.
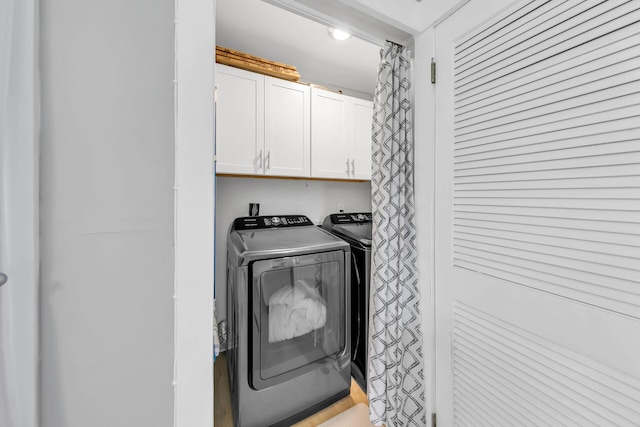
[[368, 41, 426, 427]]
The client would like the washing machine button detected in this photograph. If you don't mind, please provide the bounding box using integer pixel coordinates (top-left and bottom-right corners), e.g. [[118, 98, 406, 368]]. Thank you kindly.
[[270, 216, 282, 226]]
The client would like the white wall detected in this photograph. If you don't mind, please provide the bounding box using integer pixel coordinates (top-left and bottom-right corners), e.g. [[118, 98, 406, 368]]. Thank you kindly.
[[39, 1, 175, 426], [214, 176, 371, 322]]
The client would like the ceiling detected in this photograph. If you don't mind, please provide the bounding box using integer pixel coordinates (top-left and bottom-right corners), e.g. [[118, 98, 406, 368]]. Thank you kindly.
[[216, 0, 460, 97]]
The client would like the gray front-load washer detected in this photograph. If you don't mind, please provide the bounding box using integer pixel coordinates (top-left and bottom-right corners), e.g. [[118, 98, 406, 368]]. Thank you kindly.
[[226, 215, 351, 427]]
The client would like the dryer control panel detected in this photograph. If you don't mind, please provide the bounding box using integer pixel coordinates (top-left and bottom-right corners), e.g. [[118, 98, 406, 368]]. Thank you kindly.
[[232, 215, 313, 230], [325, 212, 372, 224]]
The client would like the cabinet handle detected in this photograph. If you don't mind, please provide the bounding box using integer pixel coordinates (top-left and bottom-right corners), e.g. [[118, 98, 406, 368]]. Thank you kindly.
[[351, 159, 355, 176], [258, 150, 263, 171], [266, 151, 271, 170], [346, 158, 350, 175]]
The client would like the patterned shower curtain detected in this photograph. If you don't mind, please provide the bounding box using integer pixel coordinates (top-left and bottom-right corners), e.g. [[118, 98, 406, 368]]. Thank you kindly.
[[368, 41, 426, 427]]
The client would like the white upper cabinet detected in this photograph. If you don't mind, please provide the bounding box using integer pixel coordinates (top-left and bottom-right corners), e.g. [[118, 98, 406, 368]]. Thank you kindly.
[[215, 65, 264, 175], [215, 64, 310, 177], [351, 97, 373, 180], [264, 76, 310, 177], [216, 64, 372, 180], [311, 87, 373, 180], [310, 89, 350, 178]]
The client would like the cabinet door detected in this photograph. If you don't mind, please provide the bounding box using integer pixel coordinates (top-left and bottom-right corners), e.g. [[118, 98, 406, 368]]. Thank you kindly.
[[265, 77, 310, 177], [215, 65, 264, 174], [311, 88, 350, 179], [350, 97, 373, 180]]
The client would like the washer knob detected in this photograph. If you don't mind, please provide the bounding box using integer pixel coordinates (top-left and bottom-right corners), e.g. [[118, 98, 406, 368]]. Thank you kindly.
[[357, 214, 366, 221], [270, 216, 281, 226]]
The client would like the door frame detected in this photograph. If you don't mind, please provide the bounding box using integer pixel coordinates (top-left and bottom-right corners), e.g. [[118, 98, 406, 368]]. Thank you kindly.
[[174, 0, 216, 426], [0, 0, 39, 425], [413, 25, 438, 425], [414, 2, 480, 422]]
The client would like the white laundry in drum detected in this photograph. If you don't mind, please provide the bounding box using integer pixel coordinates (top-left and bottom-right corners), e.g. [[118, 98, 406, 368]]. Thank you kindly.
[[268, 279, 327, 343]]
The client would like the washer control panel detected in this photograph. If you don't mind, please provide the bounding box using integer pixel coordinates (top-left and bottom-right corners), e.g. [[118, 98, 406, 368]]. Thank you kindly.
[[327, 212, 372, 224], [232, 215, 313, 230]]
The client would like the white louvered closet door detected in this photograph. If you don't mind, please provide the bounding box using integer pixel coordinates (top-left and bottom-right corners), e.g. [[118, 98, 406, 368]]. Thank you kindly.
[[434, 1, 640, 426]]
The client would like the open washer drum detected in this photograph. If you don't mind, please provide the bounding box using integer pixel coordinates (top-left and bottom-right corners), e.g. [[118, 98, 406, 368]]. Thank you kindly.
[[322, 212, 372, 392], [227, 215, 351, 427]]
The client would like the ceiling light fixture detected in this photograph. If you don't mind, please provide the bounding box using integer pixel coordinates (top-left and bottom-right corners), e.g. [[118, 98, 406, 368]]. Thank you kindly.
[[328, 27, 351, 41]]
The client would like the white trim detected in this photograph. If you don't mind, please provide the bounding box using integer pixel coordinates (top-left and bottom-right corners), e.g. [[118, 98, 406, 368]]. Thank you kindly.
[[0, 0, 39, 425], [174, 0, 215, 426], [413, 26, 437, 425], [429, 0, 470, 29], [263, 0, 388, 46]]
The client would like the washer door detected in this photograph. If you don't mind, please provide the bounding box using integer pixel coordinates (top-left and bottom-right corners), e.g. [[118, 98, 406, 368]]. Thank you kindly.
[[249, 250, 347, 390]]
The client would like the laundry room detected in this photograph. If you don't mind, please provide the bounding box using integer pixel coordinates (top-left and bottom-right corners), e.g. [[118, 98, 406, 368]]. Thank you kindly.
[[13, 0, 640, 426], [213, 0, 382, 326], [213, 0, 640, 425], [213, 0, 388, 425]]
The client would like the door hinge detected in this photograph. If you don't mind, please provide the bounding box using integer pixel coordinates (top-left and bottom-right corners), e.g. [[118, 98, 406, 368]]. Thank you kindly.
[[431, 58, 436, 84], [432, 412, 437, 427]]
